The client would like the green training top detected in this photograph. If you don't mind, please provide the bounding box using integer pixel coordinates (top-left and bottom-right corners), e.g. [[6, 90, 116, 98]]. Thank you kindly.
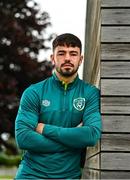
[[15, 73, 102, 179]]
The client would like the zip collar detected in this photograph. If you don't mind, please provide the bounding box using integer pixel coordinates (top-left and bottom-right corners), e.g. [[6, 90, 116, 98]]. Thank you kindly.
[[52, 72, 79, 91]]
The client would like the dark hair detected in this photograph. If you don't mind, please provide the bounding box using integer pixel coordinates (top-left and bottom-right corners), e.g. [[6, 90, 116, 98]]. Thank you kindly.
[[52, 33, 82, 53]]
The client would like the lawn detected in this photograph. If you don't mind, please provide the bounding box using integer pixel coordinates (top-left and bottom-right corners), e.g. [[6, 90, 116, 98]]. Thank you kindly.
[[0, 175, 14, 180]]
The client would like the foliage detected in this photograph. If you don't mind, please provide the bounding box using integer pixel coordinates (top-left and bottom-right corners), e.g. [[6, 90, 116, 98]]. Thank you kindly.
[[0, 152, 21, 166], [0, 0, 54, 155], [0, 175, 14, 179]]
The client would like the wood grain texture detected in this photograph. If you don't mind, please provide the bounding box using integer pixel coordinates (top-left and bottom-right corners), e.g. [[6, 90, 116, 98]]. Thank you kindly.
[[101, 171, 130, 179], [101, 79, 130, 95], [101, 134, 130, 151], [101, 62, 130, 78], [86, 154, 100, 169], [85, 0, 130, 178], [101, 44, 130, 60], [101, 27, 130, 42], [83, 0, 101, 85], [87, 141, 100, 158], [101, 153, 130, 170], [102, 115, 130, 133], [101, 97, 130, 114], [82, 169, 100, 179], [102, 9, 130, 25], [101, 0, 130, 7]]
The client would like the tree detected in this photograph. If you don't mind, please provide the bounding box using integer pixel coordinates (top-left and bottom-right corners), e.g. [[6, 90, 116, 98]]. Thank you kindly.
[[0, 0, 54, 155]]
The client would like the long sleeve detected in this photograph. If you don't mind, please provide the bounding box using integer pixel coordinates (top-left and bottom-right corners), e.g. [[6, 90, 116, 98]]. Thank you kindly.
[[15, 86, 71, 153], [43, 87, 102, 148]]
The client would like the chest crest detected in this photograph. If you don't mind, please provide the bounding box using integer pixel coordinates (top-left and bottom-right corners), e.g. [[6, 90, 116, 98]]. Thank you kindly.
[[42, 99, 51, 107], [73, 97, 85, 111]]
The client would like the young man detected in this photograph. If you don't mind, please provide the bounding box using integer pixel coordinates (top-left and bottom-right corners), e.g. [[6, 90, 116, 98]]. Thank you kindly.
[[15, 33, 102, 179]]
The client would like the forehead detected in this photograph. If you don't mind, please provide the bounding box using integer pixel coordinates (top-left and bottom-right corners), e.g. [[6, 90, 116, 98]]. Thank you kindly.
[[54, 45, 80, 53]]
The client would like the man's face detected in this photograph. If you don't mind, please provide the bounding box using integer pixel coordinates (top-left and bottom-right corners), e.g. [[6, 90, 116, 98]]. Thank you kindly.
[[51, 45, 83, 77]]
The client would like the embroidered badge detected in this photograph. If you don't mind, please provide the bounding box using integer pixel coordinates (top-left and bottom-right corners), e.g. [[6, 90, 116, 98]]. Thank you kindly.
[[42, 100, 50, 107], [73, 98, 85, 111]]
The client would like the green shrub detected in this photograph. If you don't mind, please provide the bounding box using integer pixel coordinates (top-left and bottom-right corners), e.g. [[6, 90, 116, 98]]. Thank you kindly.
[[0, 153, 21, 166]]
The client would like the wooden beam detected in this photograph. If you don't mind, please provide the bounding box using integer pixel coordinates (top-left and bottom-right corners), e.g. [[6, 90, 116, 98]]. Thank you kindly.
[[102, 115, 130, 133], [101, 44, 130, 60], [101, 62, 130, 78], [101, 79, 130, 95], [83, 0, 101, 86], [101, 134, 130, 151], [101, 171, 130, 179], [101, 97, 130, 114], [101, 0, 130, 7], [101, 153, 130, 170], [102, 27, 130, 42], [102, 9, 130, 25]]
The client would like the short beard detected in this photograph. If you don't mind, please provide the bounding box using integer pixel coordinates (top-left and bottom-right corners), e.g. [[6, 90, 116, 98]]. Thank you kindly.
[[56, 66, 79, 77]]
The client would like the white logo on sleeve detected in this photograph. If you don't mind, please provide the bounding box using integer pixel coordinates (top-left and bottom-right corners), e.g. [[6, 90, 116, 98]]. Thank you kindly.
[[42, 100, 50, 107], [73, 98, 85, 111]]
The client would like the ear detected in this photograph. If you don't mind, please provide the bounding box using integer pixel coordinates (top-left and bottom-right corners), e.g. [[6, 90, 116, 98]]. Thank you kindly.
[[79, 55, 83, 66], [50, 54, 55, 65]]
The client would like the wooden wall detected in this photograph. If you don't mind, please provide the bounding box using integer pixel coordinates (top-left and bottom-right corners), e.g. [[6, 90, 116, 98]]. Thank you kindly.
[[101, 0, 130, 179], [82, 0, 130, 179]]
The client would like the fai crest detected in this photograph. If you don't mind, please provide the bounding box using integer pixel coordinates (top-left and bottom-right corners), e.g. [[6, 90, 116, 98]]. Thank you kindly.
[[73, 98, 85, 111], [42, 100, 50, 107]]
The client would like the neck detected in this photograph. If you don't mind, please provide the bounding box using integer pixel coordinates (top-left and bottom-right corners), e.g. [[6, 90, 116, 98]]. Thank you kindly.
[[55, 70, 77, 84]]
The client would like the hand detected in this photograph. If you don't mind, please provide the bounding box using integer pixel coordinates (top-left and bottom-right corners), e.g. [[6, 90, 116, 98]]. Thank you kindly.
[[36, 123, 45, 134], [77, 122, 83, 127]]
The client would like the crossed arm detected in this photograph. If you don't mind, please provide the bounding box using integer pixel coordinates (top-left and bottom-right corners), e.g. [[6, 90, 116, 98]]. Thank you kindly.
[[35, 87, 101, 148], [36, 112, 101, 149], [15, 111, 72, 153], [15, 86, 102, 153], [15, 87, 73, 153], [35, 87, 101, 149]]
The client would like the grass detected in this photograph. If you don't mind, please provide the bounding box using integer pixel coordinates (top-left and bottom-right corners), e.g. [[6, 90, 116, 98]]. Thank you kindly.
[[0, 175, 14, 179]]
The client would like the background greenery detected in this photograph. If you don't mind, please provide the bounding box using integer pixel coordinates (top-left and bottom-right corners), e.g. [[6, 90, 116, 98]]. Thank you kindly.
[[0, 0, 53, 169]]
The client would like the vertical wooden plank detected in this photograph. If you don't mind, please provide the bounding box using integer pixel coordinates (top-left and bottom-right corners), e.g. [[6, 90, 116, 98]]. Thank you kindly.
[[82, 169, 100, 179], [83, 0, 101, 179], [83, 0, 101, 86]]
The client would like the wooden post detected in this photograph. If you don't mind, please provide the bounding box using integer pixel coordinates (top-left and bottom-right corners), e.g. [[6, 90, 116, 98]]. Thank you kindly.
[[83, 0, 101, 87], [82, 0, 101, 179]]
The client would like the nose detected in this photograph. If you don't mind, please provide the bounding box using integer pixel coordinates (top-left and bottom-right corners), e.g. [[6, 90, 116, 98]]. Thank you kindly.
[[65, 53, 71, 61]]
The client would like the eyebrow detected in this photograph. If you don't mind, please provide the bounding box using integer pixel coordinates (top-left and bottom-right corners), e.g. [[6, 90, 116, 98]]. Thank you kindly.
[[57, 50, 78, 54]]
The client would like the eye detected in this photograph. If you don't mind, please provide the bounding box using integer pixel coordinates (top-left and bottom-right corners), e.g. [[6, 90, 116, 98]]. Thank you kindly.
[[70, 52, 78, 56], [57, 51, 65, 56], [58, 52, 64, 55]]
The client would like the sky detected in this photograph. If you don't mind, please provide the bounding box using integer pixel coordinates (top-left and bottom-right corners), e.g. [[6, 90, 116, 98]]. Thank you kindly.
[[35, 0, 87, 78]]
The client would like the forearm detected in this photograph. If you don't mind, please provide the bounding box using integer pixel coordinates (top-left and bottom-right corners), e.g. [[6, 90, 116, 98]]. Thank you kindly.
[[42, 112, 101, 148], [43, 123, 101, 148], [15, 121, 71, 153], [15, 87, 72, 153]]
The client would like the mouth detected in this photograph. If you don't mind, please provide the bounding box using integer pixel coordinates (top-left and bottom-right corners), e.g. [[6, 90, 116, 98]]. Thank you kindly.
[[62, 63, 74, 68]]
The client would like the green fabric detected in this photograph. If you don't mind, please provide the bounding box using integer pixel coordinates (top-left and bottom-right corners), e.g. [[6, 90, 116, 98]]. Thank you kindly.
[[15, 73, 102, 179]]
